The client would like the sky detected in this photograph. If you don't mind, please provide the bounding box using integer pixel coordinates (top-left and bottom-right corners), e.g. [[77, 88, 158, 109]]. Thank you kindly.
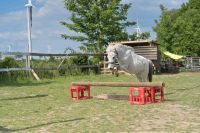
[[0, 0, 188, 53]]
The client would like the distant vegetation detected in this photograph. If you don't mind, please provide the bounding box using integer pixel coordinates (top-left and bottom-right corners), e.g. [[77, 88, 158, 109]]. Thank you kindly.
[[0, 57, 19, 68], [0, 55, 101, 82]]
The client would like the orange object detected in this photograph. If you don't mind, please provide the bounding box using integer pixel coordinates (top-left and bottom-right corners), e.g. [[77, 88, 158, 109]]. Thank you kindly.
[[129, 87, 164, 104], [70, 85, 90, 100]]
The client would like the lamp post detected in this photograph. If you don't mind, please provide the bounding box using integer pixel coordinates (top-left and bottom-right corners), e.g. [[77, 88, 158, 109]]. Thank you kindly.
[[25, 0, 32, 68]]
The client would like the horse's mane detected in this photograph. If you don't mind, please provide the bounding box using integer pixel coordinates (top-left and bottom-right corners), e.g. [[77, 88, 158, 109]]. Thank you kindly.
[[107, 43, 135, 52]]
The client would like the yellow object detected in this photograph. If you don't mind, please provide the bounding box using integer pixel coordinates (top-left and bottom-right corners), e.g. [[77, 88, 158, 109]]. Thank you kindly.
[[163, 51, 184, 60]]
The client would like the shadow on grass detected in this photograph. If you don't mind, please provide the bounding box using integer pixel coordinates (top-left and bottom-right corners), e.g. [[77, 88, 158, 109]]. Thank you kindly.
[[0, 118, 84, 132], [0, 94, 48, 101], [0, 126, 10, 132], [176, 84, 200, 91], [163, 95, 183, 103], [164, 98, 178, 102], [164, 92, 174, 96], [0, 81, 53, 87]]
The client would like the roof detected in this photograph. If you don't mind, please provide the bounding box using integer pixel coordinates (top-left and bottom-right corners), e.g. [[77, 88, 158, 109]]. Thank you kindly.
[[163, 51, 184, 60], [108, 40, 159, 46]]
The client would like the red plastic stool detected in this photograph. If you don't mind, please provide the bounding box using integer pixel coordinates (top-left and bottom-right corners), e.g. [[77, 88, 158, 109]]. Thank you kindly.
[[129, 87, 155, 104], [129, 87, 151, 104], [150, 87, 164, 102], [144, 87, 154, 103], [70, 85, 91, 100]]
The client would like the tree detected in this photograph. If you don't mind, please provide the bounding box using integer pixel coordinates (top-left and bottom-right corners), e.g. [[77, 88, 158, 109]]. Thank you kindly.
[[154, 5, 177, 52], [1, 57, 19, 68], [173, 0, 200, 56], [0, 52, 2, 60], [129, 32, 151, 41], [61, 0, 135, 53], [154, 2, 200, 56]]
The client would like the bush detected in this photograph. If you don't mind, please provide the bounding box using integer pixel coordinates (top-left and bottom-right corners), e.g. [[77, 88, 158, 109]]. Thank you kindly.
[[66, 55, 88, 65], [0, 57, 19, 68], [89, 57, 101, 65]]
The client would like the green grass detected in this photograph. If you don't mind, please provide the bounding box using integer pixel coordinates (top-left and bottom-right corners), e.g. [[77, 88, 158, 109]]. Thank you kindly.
[[0, 72, 200, 133]]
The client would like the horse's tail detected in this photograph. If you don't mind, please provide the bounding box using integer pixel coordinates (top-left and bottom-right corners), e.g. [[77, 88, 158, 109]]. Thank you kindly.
[[148, 61, 153, 82]]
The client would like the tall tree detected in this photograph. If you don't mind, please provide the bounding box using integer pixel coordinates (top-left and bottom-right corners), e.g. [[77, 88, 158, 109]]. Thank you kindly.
[[154, 1, 200, 56], [173, 0, 200, 56], [154, 5, 178, 52], [61, 0, 135, 53]]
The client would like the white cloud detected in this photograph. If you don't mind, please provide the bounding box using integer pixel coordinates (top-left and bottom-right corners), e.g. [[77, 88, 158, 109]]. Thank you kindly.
[[0, 31, 27, 41], [125, 0, 188, 39], [0, 11, 26, 28], [0, 0, 189, 52], [0, 0, 78, 53], [35, 0, 46, 3], [35, 0, 66, 18]]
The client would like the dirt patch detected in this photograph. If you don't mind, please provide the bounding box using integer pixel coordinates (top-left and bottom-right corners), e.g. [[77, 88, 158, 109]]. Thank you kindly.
[[93, 94, 129, 101]]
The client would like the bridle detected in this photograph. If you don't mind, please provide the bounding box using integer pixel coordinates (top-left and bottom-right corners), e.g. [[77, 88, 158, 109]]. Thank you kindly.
[[108, 48, 119, 65]]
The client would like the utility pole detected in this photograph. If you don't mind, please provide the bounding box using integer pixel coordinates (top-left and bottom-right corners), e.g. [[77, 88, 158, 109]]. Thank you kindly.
[[25, 0, 32, 68], [8, 45, 11, 52], [25, 0, 41, 81], [135, 18, 142, 41], [48, 45, 51, 53]]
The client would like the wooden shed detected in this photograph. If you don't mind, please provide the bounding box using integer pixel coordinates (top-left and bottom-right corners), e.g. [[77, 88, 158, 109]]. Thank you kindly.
[[109, 40, 161, 73]]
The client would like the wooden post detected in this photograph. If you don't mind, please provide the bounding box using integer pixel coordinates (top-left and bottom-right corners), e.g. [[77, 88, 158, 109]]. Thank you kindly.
[[103, 55, 106, 74], [57, 56, 67, 70], [26, 55, 29, 68], [31, 69, 40, 81]]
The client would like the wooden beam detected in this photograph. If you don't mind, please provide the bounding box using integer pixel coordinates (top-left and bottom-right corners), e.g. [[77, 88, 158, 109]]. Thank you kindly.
[[0, 68, 31, 72], [31, 69, 41, 81], [4, 52, 105, 57], [71, 82, 165, 87]]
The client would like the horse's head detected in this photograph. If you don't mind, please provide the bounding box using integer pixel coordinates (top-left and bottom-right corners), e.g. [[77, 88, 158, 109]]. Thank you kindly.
[[106, 45, 118, 70]]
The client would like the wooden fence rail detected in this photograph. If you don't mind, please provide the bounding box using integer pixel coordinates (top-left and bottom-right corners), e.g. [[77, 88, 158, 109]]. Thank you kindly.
[[3, 52, 105, 57]]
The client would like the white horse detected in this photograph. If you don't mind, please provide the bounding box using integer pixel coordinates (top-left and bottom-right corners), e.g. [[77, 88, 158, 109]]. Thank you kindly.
[[106, 43, 153, 82]]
